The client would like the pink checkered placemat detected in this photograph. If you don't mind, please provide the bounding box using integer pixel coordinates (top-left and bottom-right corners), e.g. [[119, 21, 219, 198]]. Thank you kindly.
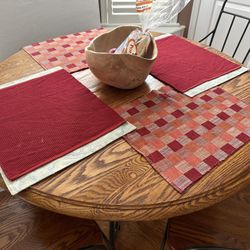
[[23, 28, 107, 73], [116, 87, 250, 192]]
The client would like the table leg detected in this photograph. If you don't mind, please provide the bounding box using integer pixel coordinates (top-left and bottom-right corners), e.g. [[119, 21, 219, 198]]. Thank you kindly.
[[160, 220, 170, 250], [108, 221, 120, 250], [83, 220, 170, 250], [79, 222, 118, 250]]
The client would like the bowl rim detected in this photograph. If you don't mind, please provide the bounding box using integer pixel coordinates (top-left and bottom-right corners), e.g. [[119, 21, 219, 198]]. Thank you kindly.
[[85, 25, 158, 61]]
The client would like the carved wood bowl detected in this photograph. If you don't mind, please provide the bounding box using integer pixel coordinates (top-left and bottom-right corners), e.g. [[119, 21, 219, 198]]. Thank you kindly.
[[85, 26, 158, 89]]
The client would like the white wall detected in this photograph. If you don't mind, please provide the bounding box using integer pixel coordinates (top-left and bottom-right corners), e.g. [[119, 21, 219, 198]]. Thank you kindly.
[[0, 0, 100, 61]]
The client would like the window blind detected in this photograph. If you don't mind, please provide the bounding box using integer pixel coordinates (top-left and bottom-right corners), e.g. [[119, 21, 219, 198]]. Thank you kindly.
[[111, 0, 137, 15]]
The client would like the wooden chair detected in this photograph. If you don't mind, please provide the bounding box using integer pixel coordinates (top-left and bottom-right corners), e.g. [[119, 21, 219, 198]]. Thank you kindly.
[[199, 0, 250, 64]]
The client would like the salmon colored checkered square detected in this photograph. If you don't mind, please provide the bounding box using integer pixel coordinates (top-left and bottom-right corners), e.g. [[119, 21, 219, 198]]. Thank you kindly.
[[116, 86, 250, 192], [24, 28, 107, 73]]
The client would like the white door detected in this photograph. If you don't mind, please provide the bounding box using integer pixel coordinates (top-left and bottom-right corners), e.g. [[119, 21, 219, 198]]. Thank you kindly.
[[188, 0, 250, 67]]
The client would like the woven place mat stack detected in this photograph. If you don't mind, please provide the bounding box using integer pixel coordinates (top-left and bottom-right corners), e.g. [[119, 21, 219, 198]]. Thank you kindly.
[[152, 35, 248, 97], [0, 68, 135, 195]]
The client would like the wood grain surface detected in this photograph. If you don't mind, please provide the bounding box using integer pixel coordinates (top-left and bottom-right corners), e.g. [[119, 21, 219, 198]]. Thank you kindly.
[[0, 191, 104, 250], [1, 187, 249, 249], [0, 43, 249, 221]]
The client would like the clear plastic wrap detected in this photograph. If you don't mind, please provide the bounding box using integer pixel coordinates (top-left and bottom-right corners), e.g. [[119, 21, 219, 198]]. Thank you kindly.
[[138, 0, 191, 32], [114, 0, 190, 57]]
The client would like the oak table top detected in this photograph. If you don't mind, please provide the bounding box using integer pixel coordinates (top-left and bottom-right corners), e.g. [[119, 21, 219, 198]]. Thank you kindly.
[[0, 44, 249, 221]]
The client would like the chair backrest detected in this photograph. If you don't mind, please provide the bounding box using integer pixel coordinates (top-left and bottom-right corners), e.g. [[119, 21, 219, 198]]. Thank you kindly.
[[199, 0, 250, 64]]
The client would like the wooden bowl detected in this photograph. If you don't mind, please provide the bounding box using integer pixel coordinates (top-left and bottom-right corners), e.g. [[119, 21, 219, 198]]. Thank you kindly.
[[85, 26, 158, 89]]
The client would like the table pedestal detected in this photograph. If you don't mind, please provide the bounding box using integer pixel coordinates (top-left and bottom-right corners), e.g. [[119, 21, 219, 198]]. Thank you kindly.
[[81, 221, 170, 250]]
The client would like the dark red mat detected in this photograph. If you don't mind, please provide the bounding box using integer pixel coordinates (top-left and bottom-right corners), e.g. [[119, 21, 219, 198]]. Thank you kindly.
[[0, 69, 125, 181], [151, 35, 240, 92]]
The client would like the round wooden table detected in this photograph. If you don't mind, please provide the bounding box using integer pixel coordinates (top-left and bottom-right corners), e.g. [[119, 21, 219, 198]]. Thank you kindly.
[[0, 45, 249, 222]]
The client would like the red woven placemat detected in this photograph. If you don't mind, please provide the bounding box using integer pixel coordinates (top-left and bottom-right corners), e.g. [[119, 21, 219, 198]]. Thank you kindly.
[[0, 69, 125, 181], [116, 86, 250, 192], [24, 28, 107, 73], [151, 35, 241, 93]]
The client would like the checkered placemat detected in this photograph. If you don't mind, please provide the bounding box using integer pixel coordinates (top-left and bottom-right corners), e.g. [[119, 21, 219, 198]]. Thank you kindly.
[[116, 87, 250, 192], [24, 28, 107, 73]]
